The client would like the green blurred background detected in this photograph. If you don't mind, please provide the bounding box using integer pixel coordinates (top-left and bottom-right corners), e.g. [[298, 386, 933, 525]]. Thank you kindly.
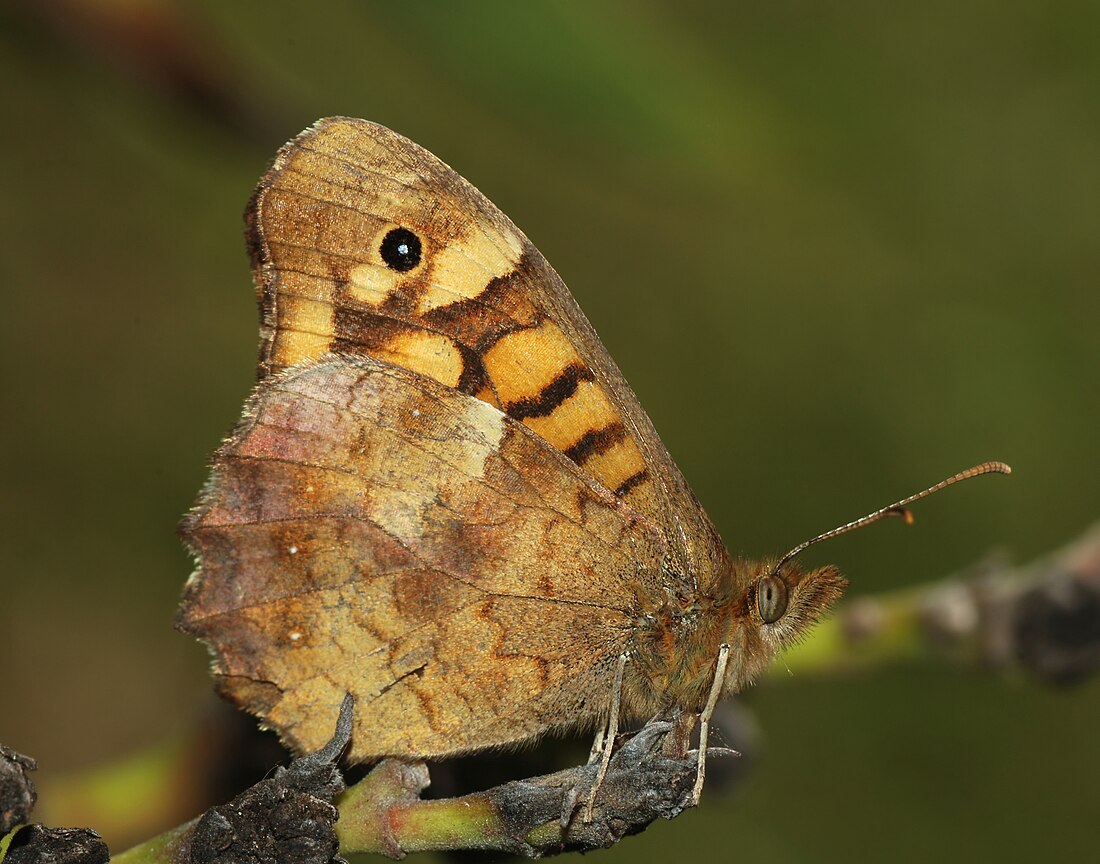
[[2, 0, 1098, 860]]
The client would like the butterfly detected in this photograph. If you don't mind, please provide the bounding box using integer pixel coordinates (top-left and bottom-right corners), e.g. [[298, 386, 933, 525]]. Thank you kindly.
[[178, 118, 1007, 804]]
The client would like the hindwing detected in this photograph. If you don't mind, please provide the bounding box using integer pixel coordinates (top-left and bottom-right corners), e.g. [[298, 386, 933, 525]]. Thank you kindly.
[[179, 355, 667, 757]]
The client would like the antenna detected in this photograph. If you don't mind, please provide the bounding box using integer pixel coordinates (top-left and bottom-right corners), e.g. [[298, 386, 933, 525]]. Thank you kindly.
[[774, 461, 1012, 572]]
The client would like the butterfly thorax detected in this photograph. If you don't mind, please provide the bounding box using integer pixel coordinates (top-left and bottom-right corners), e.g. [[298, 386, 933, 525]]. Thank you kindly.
[[625, 558, 739, 715]]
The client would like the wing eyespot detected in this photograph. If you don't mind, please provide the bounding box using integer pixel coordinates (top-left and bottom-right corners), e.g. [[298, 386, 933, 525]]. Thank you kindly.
[[380, 227, 423, 272]]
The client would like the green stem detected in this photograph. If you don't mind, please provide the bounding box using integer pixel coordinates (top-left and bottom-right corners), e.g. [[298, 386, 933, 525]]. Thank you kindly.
[[111, 820, 196, 864]]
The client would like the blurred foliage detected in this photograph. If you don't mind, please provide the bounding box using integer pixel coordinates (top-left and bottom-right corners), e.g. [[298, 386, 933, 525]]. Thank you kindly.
[[1, 0, 1098, 861]]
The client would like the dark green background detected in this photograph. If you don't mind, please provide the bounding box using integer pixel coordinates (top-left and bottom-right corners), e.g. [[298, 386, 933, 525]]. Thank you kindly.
[[2, 1, 1098, 860]]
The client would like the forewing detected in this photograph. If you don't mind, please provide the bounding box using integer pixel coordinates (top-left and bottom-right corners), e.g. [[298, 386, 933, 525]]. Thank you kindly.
[[179, 355, 666, 759], [247, 117, 728, 586]]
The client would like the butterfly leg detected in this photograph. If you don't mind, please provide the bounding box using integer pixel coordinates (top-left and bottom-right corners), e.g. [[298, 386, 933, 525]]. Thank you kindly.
[[583, 652, 628, 822], [587, 720, 607, 764], [691, 643, 731, 805]]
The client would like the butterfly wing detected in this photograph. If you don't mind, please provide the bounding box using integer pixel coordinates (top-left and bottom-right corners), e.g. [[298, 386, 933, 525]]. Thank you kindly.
[[246, 117, 729, 590], [179, 355, 669, 758]]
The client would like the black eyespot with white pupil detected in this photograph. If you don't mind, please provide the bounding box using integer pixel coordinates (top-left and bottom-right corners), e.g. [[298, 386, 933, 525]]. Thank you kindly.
[[380, 227, 422, 272], [757, 574, 789, 624]]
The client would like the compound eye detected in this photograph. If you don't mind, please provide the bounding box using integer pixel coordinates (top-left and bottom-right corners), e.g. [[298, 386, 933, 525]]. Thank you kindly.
[[379, 227, 422, 272], [757, 574, 789, 624]]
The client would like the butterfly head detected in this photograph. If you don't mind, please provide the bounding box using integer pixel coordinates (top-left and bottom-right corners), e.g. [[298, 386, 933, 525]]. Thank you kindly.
[[719, 558, 847, 692], [752, 559, 847, 639]]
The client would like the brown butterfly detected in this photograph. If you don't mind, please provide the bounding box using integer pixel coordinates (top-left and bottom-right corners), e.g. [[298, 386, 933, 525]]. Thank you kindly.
[[178, 118, 1008, 804]]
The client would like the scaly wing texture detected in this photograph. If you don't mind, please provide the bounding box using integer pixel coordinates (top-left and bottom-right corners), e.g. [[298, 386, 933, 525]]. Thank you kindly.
[[246, 118, 729, 590], [179, 355, 667, 759]]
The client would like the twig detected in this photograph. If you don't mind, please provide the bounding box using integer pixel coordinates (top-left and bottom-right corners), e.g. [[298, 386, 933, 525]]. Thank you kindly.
[[111, 711, 696, 862]]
